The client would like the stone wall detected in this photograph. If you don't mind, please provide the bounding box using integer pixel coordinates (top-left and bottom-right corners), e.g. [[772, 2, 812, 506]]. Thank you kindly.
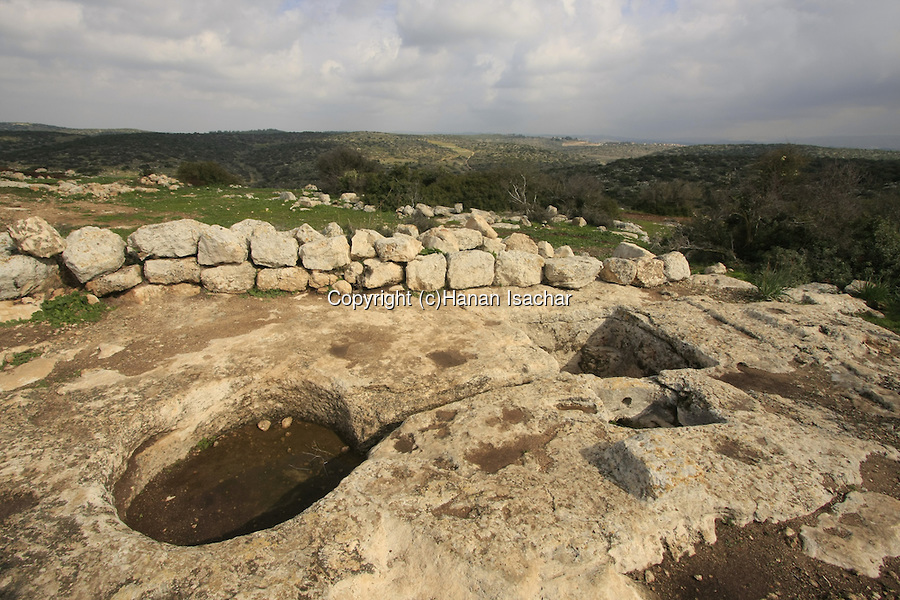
[[1, 216, 691, 300]]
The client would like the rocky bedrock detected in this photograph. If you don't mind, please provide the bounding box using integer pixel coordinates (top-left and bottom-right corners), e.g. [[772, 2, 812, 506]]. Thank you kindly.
[[1, 282, 899, 599]]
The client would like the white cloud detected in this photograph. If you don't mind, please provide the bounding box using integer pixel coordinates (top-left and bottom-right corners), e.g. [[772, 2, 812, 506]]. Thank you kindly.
[[0, 0, 896, 140]]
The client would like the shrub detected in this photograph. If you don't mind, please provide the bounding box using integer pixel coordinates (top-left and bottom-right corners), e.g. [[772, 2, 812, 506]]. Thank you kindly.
[[751, 267, 791, 301], [176, 161, 242, 186]]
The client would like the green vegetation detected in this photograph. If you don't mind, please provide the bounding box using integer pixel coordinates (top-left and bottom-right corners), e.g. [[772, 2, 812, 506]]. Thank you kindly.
[[31, 293, 111, 328], [2, 349, 42, 369], [176, 161, 242, 186], [194, 437, 215, 451]]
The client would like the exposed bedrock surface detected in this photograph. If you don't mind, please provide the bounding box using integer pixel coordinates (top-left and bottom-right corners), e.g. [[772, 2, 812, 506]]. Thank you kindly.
[[1, 282, 899, 599]]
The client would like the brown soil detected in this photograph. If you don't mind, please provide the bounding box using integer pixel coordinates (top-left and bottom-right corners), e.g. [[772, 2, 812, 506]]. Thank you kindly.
[[0, 192, 150, 231]]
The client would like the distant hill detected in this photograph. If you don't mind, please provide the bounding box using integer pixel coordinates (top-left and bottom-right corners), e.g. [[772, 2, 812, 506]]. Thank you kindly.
[[0, 122, 145, 135]]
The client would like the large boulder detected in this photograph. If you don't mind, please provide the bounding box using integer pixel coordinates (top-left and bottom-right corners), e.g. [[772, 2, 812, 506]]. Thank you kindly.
[[600, 257, 637, 286], [502, 233, 539, 254], [85, 265, 143, 297], [300, 236, 351, 272], [612, 242, 654, 260], [361, 258, 404, 289], [144, 258, 202, 285], [536, 241, 554, 259], [197, 225, 247, 266], [658, 251, 691, 282], [493, 251, 544, 287], [0, 255, 57, 300], [350, 229, 384, 260], [406, 253, 447, 292], [127, 219, 206, 260], [62, 226, 126, 283], [7, 217, 65, 258], [446, 250, 495, 289], [256, 267, 309, 292], [200, 262, 257, 293], [543, 256, 603, 289], [250, 231, 299, 268], [632, 257, 667, 288], [419, 227, 459, 254], [374, 235, 423, 263]]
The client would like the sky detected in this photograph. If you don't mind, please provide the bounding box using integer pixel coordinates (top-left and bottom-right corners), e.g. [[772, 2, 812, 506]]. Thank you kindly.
[[0, 0, 898, 143]]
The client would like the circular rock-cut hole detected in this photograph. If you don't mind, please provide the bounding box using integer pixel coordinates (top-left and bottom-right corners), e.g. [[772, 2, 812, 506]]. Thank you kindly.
[[117, 418, 364, 546]]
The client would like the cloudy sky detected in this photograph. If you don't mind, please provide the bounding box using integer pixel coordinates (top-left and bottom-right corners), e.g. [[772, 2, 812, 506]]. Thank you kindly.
[[1, 0, 898, 143]]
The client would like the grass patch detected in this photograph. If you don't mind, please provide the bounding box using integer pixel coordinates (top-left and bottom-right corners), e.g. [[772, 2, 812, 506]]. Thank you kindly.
[[31, 293, 111, 328], [194, 437, 215, 451], [860, 306, 900, 335], [523, 223, 630, 259], [2, 349, 42, 369], [750, 267, 791, 301]]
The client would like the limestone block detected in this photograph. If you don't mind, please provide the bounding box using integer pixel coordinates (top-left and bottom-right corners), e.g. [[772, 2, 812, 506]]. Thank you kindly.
[[536, 241, 554, 259], [350, 229, 384, 260], [555, 245, 575, 258], [600, 257, 637, 286], [658, 251, 691, 282], [0, 255, 57, 300], [250, 231, 299, 268], [612, 242, 654, 260], [419, 227, 459, 254], [0, 232, 15, 261], [127, 219, 206, 259], [446, 250, 495, 289], [632, 258, 666, 288], [480, 237, 505, 254], [197, 225, 247, 266], [309, 270, 338, 289], [362, 258, 405, 289], [231, 219, 276, 247], [343, 261, 364, 285], [85, 264, 143, 296], [322, 222, 343, 237], [200, 262, 257, 293], [543, 256, 603, 289], [300, 236, 351, 271], [62, 226, 126, 283], [465, 214, 498, 239], [502, 232, 539, 254], [256, 266, 309, 292], [453, 228, 483, 250], [406, 253, 447, 292], [293, 223, 326, 245], [493, 251, 544, 287], [375, 235, 423, 263], [144, 257, 202, 285], [8, 216, 65, 258]]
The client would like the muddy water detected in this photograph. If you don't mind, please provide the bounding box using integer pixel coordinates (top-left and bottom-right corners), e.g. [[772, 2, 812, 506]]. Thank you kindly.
[[122, 419, 364, 546]]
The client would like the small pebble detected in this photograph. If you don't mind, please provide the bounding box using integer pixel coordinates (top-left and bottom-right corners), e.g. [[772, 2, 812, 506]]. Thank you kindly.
[[784, 527, 796, 537], [85, 294, 100, 305], [644, 571, 655, 583], [257, 419, 271, 432], [693, 574, 703, 581], [281, 417, 293, 429]]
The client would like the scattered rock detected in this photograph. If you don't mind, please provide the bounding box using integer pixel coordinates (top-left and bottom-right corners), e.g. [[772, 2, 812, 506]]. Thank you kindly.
[[465, 214, 498, 239], [658, 251, 691, 282], [613, 242, 654, 260], [7, 216, 66, 258], [257, 420, 272, 432], [704, 262, 728, 275], [600, 257, 637, 286]]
